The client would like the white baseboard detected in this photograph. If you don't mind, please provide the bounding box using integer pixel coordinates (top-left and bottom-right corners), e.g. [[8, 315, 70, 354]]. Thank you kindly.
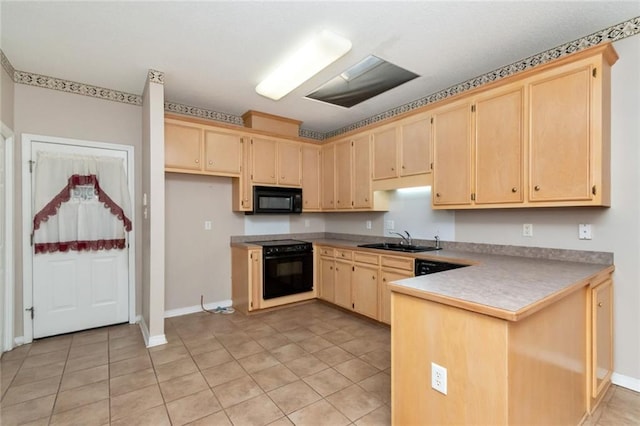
[[14, 336, 25, 346], [612, 372, 640, 392], [137, 315, 168, 348], [164, 299, 233, 319]]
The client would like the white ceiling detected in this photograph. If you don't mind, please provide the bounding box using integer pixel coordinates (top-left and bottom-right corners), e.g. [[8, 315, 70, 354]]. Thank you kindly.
[[2, 1, 639, 134]]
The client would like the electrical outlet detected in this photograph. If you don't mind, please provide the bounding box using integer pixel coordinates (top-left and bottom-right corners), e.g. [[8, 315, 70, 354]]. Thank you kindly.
[[385, 220, 395, 230], [431, 362, 447, 395], [522, 223, 533, 237], [579, 224, 592, 240], [204, 221, 212, 230], [366, 220, 372, 230]]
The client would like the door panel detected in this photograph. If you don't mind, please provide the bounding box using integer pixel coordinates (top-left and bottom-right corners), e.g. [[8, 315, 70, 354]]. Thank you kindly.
[[529, 66, 592, 201], [30, 140, 130, 339]]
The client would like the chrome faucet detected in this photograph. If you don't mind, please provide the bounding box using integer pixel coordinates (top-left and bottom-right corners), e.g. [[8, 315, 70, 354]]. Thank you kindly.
[[434, 235, 441, 249], [390, 230, 412, 246]]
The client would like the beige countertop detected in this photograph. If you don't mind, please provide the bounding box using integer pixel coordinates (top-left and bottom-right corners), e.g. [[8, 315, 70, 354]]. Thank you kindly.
[[309, 238, 614, 321]]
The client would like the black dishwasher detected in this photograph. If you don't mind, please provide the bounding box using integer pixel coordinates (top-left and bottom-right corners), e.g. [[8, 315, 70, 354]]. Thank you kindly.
[[414, 259, 468, 276]]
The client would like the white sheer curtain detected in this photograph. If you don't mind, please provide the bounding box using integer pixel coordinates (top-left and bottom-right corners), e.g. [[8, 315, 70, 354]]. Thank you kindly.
[[32, 152, 132, 254]]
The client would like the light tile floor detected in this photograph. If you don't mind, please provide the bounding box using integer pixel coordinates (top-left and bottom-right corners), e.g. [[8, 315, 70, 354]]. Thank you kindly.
[[1, 301, 638, 425]]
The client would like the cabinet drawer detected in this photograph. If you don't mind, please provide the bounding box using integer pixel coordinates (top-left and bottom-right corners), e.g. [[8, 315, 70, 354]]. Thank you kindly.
[[381, 255, 414, 271], [354, 251, 380, 265], [335, 249, 353, 260], [318, 247, 335, 257]]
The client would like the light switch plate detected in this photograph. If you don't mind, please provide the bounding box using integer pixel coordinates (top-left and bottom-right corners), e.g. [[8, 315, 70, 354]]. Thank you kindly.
[[385, 220, 395, 230]]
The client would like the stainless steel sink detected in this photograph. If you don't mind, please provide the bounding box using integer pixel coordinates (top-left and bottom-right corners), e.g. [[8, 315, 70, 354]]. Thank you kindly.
[[357, 243, 442, 253]]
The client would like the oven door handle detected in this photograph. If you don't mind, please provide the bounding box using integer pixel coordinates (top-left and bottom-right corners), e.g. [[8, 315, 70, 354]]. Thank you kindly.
[[264, 252, 313, 261]]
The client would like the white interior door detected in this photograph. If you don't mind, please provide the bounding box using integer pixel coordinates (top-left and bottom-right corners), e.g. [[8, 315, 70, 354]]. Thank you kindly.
[[30, 140, 131, 339]]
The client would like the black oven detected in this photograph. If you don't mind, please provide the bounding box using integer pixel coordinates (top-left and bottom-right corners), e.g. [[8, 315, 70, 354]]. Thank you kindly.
[[255, 240, 313, 300]]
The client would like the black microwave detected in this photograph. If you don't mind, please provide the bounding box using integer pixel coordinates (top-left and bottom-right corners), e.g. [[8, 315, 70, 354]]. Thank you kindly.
[[251, 186, 303, 214]]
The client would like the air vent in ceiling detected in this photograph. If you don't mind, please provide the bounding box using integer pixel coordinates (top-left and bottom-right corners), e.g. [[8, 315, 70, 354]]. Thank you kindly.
[[306, 55, 419, 108]]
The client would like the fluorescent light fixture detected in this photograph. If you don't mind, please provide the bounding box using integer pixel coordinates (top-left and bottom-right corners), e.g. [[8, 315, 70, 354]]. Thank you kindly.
[[256, 30, 352, 101], [397, 186, 431, 194]]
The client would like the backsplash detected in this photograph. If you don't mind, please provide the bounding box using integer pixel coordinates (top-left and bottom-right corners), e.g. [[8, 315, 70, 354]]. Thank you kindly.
[[231, 232, 613, 265]]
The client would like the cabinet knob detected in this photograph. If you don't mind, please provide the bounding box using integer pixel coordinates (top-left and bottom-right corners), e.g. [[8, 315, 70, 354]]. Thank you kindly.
[[402, 165, 405, 169], [534, 185, 541, 191], [598, 302, 603, 307], [436, 193, 441, 198], [281, 176, 285, 180], [391, 167, 395, 171], [330, 266, 333, 270], [365, 198, 369, 202], [209, 160, 213, 165], [195, 159, 199, 164], [512, 187, 518, 193], [372, 275, 376, 280], [383, 278, 386, 282]]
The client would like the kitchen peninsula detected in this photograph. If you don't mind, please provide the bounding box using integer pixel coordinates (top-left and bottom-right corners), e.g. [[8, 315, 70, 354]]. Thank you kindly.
[[231, 235, 614, 425]]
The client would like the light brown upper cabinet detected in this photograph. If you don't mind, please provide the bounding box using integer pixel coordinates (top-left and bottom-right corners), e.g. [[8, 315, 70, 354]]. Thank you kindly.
[[400, 114, 432, 176], [335, 139, 353, 210], [165, 118, 242, 177], [250, 137, 301, 187], [432, 99, 473, 206], [435, 85, 526, 208], [475, 87, 524, 204], [353, 134, 373, 209], [329, 135, 382, 211], [372, 113, 432, 184], [433, 43, 617, 209], [301, 144, 321, 211], [321, 143, 336, 210], [372, 126, 398, 180], [528, 50, 615, 206]]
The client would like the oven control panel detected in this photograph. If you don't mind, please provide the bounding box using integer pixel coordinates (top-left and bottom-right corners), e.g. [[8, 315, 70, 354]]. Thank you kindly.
[[263, 243, 313, 256]]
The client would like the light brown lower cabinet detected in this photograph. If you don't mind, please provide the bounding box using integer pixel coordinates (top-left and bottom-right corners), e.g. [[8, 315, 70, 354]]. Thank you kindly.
[[392, 271, 614, 425], [231, 245, 316, 313], [318, 256, 336, 303], [333, 258, 352, 310], [588, 273, 613, 412], [352, 263, 378, 319]]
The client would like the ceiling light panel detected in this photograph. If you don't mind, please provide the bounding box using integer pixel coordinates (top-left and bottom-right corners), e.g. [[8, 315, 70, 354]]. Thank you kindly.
[[255, 30, 352, 101], [306, 55, 419, 108]]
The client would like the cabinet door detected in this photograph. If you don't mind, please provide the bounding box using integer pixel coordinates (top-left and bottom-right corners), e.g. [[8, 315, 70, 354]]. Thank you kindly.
[[334, 259, 352, 309], [301, 144, 321, 211], [319, 257, 335, 303], [432, 101, 473, 205], [380, 269, 413, 325], [248, 250, 262, 311], [529, 65, 592, 202], [321, 144, 336, 210], [278, 141, 302, 186], [335, 139, 352, 209], [592, 279, 613, 398], [251, 137, 278, 184], [400, 116, 431, 176], [165, 122, 202, 171], [475, 87, 524, 204], [372, 127, 398, 180], [204, 130, 242, 176], [353, 134, 373, 209], [352, 264, 378, 319]]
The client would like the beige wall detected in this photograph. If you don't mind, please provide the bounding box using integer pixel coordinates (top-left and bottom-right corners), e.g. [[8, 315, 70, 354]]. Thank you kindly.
[[13, 84, 143, 338], [1, 66, 14, 129], [456, 36, 640, 383], [165, 174, 244, 310]]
